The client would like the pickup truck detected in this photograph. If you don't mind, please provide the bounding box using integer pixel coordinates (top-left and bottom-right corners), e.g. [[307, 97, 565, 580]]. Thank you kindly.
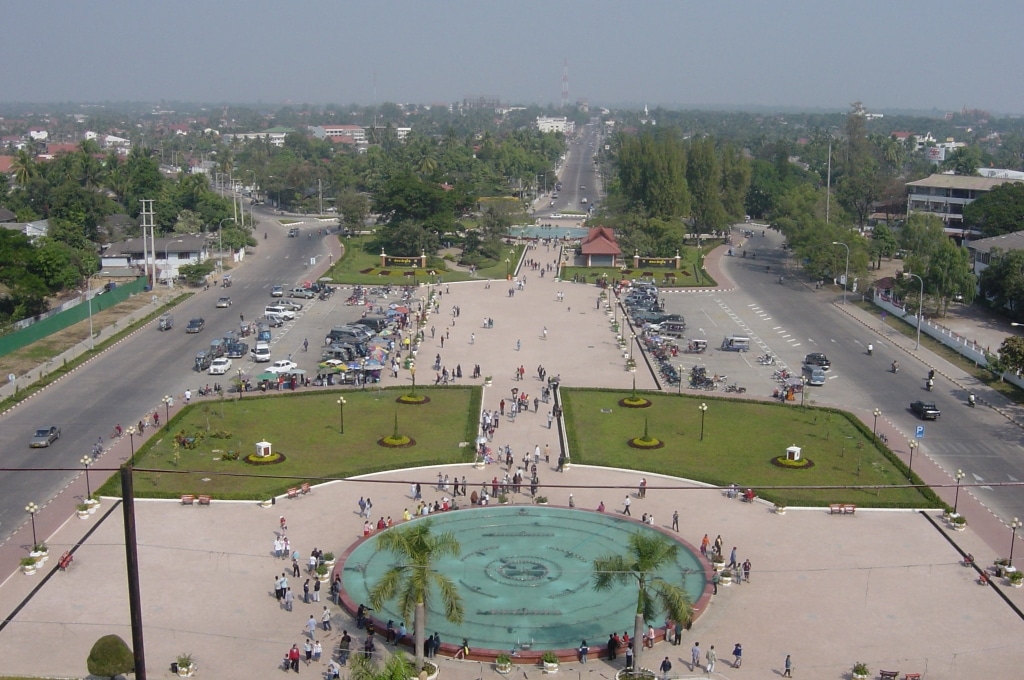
[[910, 401, 941, 420]]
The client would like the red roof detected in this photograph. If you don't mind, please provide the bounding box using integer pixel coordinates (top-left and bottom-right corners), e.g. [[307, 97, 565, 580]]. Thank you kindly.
[[580, 226, 621, 256], [328, 135, 358, 144], [46, 143, 77, 155]]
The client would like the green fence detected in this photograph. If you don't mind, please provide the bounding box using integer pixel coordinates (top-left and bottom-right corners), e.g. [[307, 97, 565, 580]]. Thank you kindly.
[[0, 277, 149, 358]]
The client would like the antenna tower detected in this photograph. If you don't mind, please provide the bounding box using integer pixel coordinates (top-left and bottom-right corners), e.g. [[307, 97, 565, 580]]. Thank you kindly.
[[561, 59, 569, 109]]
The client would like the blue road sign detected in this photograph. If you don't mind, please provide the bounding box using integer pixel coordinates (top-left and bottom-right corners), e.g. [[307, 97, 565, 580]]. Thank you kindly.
[[915, 425, 925, 439]]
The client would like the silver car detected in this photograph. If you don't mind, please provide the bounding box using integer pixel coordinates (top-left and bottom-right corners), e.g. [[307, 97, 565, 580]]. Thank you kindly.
[[30, 426, 61, 448]]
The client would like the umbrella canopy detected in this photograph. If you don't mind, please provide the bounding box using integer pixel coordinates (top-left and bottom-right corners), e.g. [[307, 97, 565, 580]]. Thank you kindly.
[[256, 372, 277, 381], [475, 435, 488, 445], [363, 360, 384, 370]]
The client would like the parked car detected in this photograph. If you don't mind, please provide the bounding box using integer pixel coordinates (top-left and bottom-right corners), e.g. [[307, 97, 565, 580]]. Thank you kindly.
[[186, 318, 206, 334], [216, 296, 232, 308], [289, 288, 315, 299], [267, 359, 298, 374], [30, 426, 61, 448], [803, 352, 831, 371], [270, 285, 284, 297], [279, 300, 304, 311], [287, 227, 300, 237], [910, 401, 941, 420], [208, 357, 233, 375]]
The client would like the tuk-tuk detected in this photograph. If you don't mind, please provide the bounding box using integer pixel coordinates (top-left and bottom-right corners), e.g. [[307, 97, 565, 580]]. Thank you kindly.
[[222, 275, 232, 288], [684, 339, 708, 354], [194, 351, 212, 372], [158, 313, 174, 331], [721, 335, 751, 352]]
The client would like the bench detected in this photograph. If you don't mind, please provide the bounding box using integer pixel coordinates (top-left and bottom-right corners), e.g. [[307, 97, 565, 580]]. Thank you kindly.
[[829, 504, 843, 514], [197, 495, 211, 506], [843, 504, 857, 514], [300, 482, 311, 495], [904, 674, 921, 680], [287, 487, 299, 499], [879, 672, 899, 680], [181, 494, 195, 505], [58, 551, 73, 571]]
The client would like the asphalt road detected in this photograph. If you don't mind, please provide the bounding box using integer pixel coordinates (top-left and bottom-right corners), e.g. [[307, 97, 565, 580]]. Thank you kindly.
[[0, 206, 339, 543], [658, 227, 1024, 523], [537, 123, 601, 216]]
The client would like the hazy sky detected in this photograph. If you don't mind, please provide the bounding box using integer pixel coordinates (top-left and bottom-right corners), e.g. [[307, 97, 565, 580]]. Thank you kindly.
[[3, 0, 1022, 114]]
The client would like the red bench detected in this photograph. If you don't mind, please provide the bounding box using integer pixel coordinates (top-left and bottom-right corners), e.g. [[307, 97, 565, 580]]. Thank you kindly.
[[300, 482, 311, 494], [197, 495, 211, 505], [58, 551, 73, 571], [181, 495, 195, 505], [287, 487, 299, 499], [904, 674, 921, 680], [879, 672, 899, 680]]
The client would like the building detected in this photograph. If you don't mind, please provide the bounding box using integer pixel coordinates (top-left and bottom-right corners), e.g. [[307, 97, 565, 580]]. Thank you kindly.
[[536, 117, 574, 134], [1, 218, 49, 242], [102, 234, 208, 282], [310, 125, 367, 144], [906, 173, 1024, 232], [967, 230, 1024, 278], [579, 227, 621, 266], [222, 127, 295, 147]]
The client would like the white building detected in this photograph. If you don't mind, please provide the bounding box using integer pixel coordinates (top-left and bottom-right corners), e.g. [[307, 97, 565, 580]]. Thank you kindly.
[[906, 173, 1024, 230], [222, 127, 294, 147], [102, 234, 208, 282], [310, 125, 367, 144], [536, 117, 574, 134]]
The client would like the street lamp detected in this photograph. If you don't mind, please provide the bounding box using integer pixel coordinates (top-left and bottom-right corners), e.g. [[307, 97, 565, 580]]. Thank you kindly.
[[1010, 518, 1021, 567], [237, 368, 244, 398], [505, 257, 510, 280], [831, 241, 850, 305], [954, 469, 966, 513], [25, 502, 39, 549], [800, 375, 807, 406], [80, 456, 93, 500], [905, 272, 924, 350], [698, 402, 708, 441], [410, 364, 417, 397], [337, 397, 346, 435], [162, 395, 172, 427], [217, 218, 233, 271], [872, 408, 881, 437], [907, 440, 918, 478], [360, 358, 367, 390], [126, 425, 137, 460], [630, 332, 636, 361], [163, 239, 183, 285], [85, 271, 110, 350]]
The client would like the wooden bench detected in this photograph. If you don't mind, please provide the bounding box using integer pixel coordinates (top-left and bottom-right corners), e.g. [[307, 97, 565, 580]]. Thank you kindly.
[[287, 487, 299, 499], [181, 494, 195, 505], [843, 504, 857, 514], [300, 482, 311, 495], [197, 495, 211, 506], [829, 504, 843, 514], [58, 551, 74, 571], [904, 674, 921, 680], [879, 671, 899, 680]]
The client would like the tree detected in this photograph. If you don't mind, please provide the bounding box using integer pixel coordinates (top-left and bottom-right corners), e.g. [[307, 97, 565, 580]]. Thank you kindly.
[[369, 520, 463, 672], [349, 650, 415, 680], [869, 224, 899, 268], [963, 182, 1024, 237], [687, 137, 728, 231], [11, 149, 37, 187], [997, 335, 1024, 376], [592, 531, 693, 673], [86, 634, 134, 679], [337, 189, 370, 231], [943, 146, 981, 176], [924, 238, 976, 316]]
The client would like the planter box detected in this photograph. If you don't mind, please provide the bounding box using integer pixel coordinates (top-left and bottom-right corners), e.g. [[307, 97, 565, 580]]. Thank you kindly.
[[77, 510, 90, 519], [496, 662, 513, 674], [542, 662, 559, 674]]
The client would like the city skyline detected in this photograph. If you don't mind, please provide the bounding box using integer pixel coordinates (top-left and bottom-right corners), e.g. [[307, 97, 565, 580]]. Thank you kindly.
[[2, 0, 1022, 115]]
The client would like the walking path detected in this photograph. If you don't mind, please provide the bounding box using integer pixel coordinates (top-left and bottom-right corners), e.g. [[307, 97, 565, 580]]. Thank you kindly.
[[0, 240, 1022, 678]]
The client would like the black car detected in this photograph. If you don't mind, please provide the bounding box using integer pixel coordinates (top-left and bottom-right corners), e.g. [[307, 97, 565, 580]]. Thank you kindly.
[[910, 401, 941, 420], [186, 318, 206, 334], [803, 352, 831, 371]]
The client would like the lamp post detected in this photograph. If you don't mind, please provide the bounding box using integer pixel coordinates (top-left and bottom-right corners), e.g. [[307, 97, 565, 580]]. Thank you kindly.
[[1010, 517, 1021, 567], [163, 239, 183, 285], [162, 395, 172, 427], [337, 397, 346, 435], [800, 375, 807, 406], [85, 271, 110, 351], [237, 368, 244, 398], [126, 425, 137, 460], [410, 365, 417, 397], [217, 218, 233, 271], [361, 358, 367, 390], [80, 456, 93, 500], [872, 408, 881, 437], [954, 469, 966, 513], [905, 272, 924, 349], [698, 402, 708, 441], [630, 332, 636, 361], [25, 502, 39, 550], [907, 440, 918, 478], [831, 241, 850, 305]]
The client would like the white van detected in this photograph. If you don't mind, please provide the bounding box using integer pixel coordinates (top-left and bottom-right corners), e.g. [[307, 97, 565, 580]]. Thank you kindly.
[[721, 335, 751, 352], [252, 343, 271, 362], [264, 305, 295, 321]]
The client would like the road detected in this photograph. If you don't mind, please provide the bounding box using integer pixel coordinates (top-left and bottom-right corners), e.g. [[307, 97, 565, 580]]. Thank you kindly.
[[0, 205, 340, 543], [657, 227, 1024, 523], [537, 122, 602, 216]]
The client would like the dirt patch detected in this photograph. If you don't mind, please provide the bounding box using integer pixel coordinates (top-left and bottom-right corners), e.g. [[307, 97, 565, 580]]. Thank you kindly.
[[2, 290, 175, 377]]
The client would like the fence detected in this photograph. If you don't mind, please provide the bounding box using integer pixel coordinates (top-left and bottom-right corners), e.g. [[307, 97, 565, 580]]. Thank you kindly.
[[0, 277, 148, 358]]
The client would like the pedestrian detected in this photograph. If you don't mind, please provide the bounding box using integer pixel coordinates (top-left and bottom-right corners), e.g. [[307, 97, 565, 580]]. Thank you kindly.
[[184, 389, 191, 403], [674, 620, 683, 646], [625, 643, 634, 671], [547, 411, 553, 429], [672, 510, 679, 531], [313, 640, 322, 663], [578, 640, 589, 663], [659, 656, 672, 680], [307, 614, 317, 638], [288, 643, 301, 672], [304, 639, 312, 664], [732, 643, 742, 668], [705, 645, 717, 673], [284, 587, 294, 612], [714, 534, 723, 556], [358, 496, 366, 516], [322, 606, 332, 631], [303, 338, 309, 352], [783, 654, 792, 677], [471, 333, 475, 344], [516, 339, 521, 351], [729, 547, 738, 569], [742, 559, 752, 582], [607, 634, 619, 660], [292, 557, 300, 578], [313, 577, 321, 601], [303, 579, 310, 604], [339, 632, 351, 665], [700, 534, 709, 557], [691, 642, 701, 671], [623, 495, 631, 516], [712, 571, 720, 595]]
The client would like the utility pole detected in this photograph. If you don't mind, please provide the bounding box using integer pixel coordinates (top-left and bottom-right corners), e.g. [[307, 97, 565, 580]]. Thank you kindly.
[[319, 178, 323, 216], [121, 464, 148, 679], [825, 138, 832, 224], [140, 199, 156, 288]]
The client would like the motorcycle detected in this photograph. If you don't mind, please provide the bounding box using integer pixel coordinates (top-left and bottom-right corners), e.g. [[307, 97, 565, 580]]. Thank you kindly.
[[968, 393, 976, 407], [757, 354, 775, 365], [867, 344, 873, 356], [724, 384, 747, 393], [891, 361, 900, 374], [926, 378, 934, 391]]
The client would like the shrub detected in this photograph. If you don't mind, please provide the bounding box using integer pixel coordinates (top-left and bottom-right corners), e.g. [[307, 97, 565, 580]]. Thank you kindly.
[[541, 651, 559, 664], [87, 634, 134, 679]]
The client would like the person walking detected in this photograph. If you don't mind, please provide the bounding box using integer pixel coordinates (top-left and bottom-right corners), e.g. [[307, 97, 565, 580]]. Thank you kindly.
[[639, 478, 647, 498], [470, 333, 475, 345], [313, 640, 322, 663], [672, 510, 680, 531], [284, 587, 294, 612], [322, 606, 332, 631], [732, 643, 742, 668], [304, 639, 313, 664], [288, 644, 301, 672], [659, 656, 672, 680], [623, 495, 631, 516], [700, 534, 709, 557], [313, 577, 321, 602], [303, 579, 310, 604], [783, 654, 792, 677], [690, 642, 701, 671], [705, 645, 717, 673]]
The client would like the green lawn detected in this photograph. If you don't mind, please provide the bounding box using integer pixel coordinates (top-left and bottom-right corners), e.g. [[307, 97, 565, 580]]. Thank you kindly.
[[326, 235, 525, 284], [562, 389, 938, 508], [97, 387, 480, 500], [561, 246, 717, 288]]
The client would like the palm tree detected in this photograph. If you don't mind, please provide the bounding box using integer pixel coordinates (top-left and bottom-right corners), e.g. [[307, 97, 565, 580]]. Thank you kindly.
[[592, 531, 693, 673], [12, 148, 37, 187], [349, 648, 414, 680], [369, 520, 464, 671]]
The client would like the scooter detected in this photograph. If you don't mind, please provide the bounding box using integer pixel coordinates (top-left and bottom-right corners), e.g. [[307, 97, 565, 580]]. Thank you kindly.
[[867, 344, 873, 356], [926, 378, 934, 391], [891, 361, 900, 374], [968, 393, 976, 407]]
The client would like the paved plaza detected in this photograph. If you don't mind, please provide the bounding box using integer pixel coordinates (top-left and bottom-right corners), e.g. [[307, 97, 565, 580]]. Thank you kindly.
[[0, 243, 1022, 678]]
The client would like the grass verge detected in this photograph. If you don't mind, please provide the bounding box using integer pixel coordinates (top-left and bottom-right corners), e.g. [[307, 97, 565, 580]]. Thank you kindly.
[[96, 386, 480, 499], [562, 388, 940, 508]]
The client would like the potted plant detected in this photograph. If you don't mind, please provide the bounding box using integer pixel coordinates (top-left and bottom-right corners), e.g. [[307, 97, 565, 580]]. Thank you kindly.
[[719, 568, 733, 585], [315, 564, 330, 582], [418, 660, 439, 680], [710, 553, 726, 570], [534, 496, 549, 505], [774, 503, 787, 515], [30, 543, 48, 561], [85, 496, 100, 510], [321, 552, 336, 567], [1007, 570, 1024, 588], [77, 503, 91, 519], [20, 556, 38, 575], [950, 514, 967, 531], [176, 652, 195, 677], [851, 661, 869, 679], [498, 493, 509, 505], [259, 498, 273, 508], [541, 651, 559, 674], [626, 358, 637, 372], [495, 653, 513, 674], [484, 376, 493, 386]]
